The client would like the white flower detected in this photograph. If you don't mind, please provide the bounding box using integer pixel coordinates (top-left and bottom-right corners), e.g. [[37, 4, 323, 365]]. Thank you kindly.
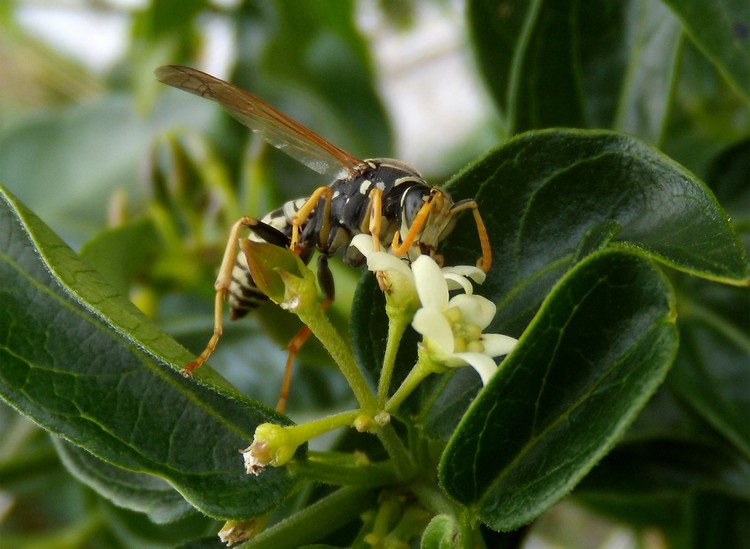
[[351, 234, 516, 384], [410, 255, 517, 385], [351, 234, 485, 297]]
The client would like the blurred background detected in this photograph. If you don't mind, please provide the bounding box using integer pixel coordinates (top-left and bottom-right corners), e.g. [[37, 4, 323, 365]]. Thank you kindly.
[[1, 1, 747, 547]]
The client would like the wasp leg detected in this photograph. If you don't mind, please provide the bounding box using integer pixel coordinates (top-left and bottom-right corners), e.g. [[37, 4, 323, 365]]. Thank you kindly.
[[391, 191, 438, 255], [368, 187, 383, 251], [182, 217, 288, 376], [290, 186, 333, 253], [366, 187, 392, 292], [276, 255, 334, 413], [449, 199, 492, 272]]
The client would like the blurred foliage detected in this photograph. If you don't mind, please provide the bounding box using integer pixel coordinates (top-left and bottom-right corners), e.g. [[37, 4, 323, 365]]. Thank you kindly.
[[0, 0, 748, 547]]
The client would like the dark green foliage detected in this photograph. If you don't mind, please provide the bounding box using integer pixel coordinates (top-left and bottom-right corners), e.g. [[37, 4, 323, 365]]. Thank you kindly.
[[0, 1, 747, 547]]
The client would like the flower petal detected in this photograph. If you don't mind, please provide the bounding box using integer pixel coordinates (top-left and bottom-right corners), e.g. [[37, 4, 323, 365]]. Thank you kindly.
[[413, 308, 454, 355], [412, 255, 448, 309], [367, 252, 413, 278], [449, 294, 497, 329], [452, 352, 498, 385], [443, 272, 475, 295], [351, 234, 375, 257], [481, 333, 518, 357], [351, 234, 414, 280], [442, 265, 486, 284]]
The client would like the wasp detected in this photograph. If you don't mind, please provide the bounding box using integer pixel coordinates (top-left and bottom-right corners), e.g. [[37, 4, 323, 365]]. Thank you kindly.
[[155, 65, 492, 411]]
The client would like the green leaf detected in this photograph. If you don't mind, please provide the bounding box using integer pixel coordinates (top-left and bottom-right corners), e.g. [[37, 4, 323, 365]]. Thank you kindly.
[[439, 249, 678, 530], [0, 187, 297, 519], [670, 286, 750, 457], [353, 130, 748, 436], [54, 438, 195, 524], [661, 0, 750, 104], [428, 129, 747, 433], [444, 129, 748, 336], [468, 0, 682, 139], [576, 438, 750, 499]]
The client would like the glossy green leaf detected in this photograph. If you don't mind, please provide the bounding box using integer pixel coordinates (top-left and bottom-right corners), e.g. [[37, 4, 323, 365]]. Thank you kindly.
[[0, 187, 297, 519], [577, 438, 750, 499], [670, 303, 750, 458], [468, 0, 682, 139], [353, 129, 748, 437], [661, 0, 750, 103], [440, 249, 678, 530], [54, 438, 195, 524], [444, 129, 748, 336]]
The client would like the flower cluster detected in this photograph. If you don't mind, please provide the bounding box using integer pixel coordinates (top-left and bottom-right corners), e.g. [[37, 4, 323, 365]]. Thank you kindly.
[[240, 234, 518, 485], [351, 234, 517, 385]]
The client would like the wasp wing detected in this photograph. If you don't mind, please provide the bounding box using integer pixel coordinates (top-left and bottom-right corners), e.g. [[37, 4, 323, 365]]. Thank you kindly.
[[155, 65, 363, 177]]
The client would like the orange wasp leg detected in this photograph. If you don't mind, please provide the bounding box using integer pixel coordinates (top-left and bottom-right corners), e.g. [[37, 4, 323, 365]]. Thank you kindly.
[[368, 187, 383, 251], [366, 187, 392, 292], [290, 186, 333, 252], [274, 187, 336, 412], [449, 200, 492, 273], [182, 216, 260, 376], [391, 192, 437, 256]]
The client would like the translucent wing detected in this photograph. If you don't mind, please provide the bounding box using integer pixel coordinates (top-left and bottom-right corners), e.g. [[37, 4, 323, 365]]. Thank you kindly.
[[155, 65, 363, 177]]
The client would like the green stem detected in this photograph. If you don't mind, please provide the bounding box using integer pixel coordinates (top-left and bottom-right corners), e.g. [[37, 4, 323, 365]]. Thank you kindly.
[[410, 481, 455, 517], [244, 487, 378, 549], [458, 507, 481, 549], [297, 303, 378, 411], [293, 451, 398, 487], [296, 297, 414, 476], [377, 422, 416, 478], [377, 311, 411, 404], [385, 356, 435, 413], [285, 410, 361, 444]]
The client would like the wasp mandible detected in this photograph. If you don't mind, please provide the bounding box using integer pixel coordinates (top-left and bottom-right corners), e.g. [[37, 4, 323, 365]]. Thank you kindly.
[[155, 65, 492, 410]]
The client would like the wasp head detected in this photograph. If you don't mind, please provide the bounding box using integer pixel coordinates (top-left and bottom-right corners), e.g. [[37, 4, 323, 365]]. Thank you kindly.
[[398, 187, 459, 265]]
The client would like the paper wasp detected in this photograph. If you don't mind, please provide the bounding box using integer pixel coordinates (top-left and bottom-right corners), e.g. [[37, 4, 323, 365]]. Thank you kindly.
[[155, 65, 491, 411]]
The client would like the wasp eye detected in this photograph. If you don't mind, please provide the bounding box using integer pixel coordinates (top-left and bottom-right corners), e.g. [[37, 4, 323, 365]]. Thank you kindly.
[[402, 188, 430, 226]]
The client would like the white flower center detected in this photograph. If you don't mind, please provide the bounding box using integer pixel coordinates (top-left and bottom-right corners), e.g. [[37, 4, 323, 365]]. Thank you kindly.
[[443, 306, 484, 353]]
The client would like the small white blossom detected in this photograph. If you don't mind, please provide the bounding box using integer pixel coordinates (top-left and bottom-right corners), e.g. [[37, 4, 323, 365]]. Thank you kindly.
[[351, 234, 485, 296], [241, 443, 268, 476], [351, 234, 516, 385], [410, 255, 517, 384]]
